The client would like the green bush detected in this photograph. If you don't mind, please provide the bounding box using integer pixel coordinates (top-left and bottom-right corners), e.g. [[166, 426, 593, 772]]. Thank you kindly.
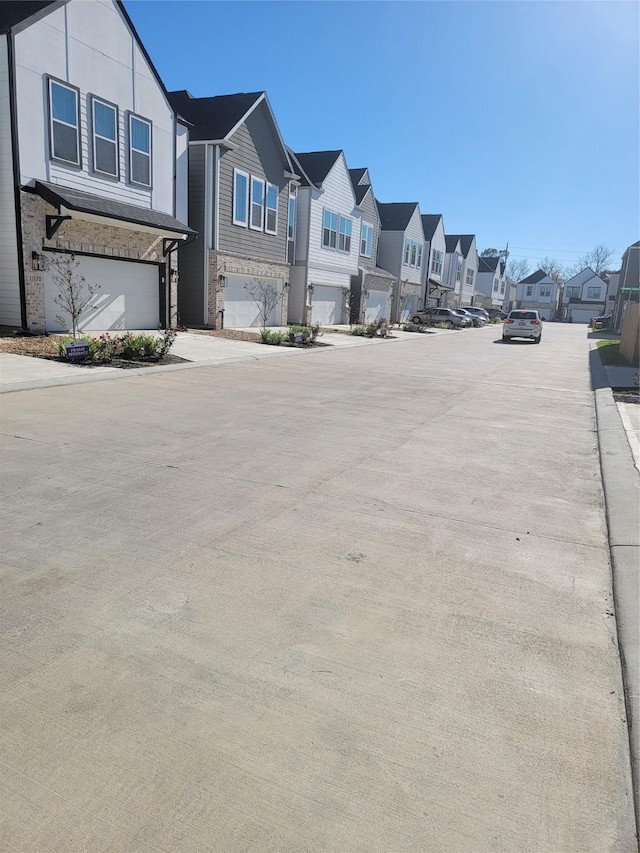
[[287, 325, 311, 345], [308, 322, 321, 342], [58, 330, 177, 362], [118, 332, 162, 360], [364, 322, 380, 337], [351, 325, 367, 336], [436, 321, 451, 329], [260, 328, 286, 345], [402, 322, 422, 332]]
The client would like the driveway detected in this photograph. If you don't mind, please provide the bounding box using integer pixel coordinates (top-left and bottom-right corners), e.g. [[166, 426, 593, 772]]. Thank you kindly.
[[0, 324, 636, 851]]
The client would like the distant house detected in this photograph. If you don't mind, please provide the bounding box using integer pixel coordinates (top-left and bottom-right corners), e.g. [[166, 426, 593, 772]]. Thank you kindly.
[[348, 169, 395, 323], [421, 214, 452, 308], [612, 241, 640, 332], [0, 0, 193, 333], [476, 256, 506, 309], [561, 268, 608, 324], [503, 278, 517, 314], [447, 235, 478, 307], [376, 202, 425, 322], [287, 150, 361, 325], [515, 270, 559, 320], [443, 235, 464, 304], [168, 90, 295, 328]]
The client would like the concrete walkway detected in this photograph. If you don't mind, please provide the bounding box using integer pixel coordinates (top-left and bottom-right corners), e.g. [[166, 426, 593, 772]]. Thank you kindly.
[[0, 324, 636, 851]]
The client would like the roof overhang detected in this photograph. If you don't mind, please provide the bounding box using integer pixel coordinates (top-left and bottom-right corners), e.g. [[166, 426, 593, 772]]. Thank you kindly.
[[29, 181, 195, 238]]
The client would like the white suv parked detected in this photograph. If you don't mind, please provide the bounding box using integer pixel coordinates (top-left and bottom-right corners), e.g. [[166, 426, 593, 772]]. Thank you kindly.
[[502, 310, 542, 343]]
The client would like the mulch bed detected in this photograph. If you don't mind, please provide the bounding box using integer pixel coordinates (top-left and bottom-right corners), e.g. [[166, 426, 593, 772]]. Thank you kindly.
[[190, 329, 262, 343], [0, 335, 190, 369], [613, 389, 639, 404]]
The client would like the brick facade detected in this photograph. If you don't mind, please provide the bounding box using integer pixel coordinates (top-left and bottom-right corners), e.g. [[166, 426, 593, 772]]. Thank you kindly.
[[20, 192, 178, 332], [206, 250, 290, 328]]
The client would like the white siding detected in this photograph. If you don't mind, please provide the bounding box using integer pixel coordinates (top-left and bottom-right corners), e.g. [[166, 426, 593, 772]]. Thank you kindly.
[[175, 121, 188, 224], [13, 0, 175, 213], [400, 207, 424, 285], [460, 237, 478, 305], [0, 35, 22, 325], [307, 153, 360, 277]]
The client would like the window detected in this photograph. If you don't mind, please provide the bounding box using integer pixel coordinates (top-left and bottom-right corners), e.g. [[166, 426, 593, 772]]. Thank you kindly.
[[322, 209, 338, 248], [431, 250, 443, 275], [403, 239, 421, 268], [493, 280, 499, 292], [287, 187, 296, 264], [500, 282, 505, 294], [233, 169, 249, 226], [265, 183, 278, 234], [404, 239, 411, 265], [526, 285, 534, 297], [539, 285, 551, 297], [416, 242, 423, 268], [338, 216, 352, 252], [410, 241, 417, 267], [466, 267, 474, 287], [587, 286, 601, 299], [456, 259, 462, 282], [91, 98, 118, 177], [565, 285, 580, 298], [250, 177, 265, 230], [129, 114, 151, 186], [49, 79, 80, 165], [360, 223, 373, 258]]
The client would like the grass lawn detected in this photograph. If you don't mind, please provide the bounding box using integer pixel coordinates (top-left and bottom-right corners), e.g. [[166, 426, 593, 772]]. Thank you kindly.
[[596, 339, 631, 366]]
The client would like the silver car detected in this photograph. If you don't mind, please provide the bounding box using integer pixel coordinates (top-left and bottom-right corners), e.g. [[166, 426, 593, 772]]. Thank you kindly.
[[502, 310, 543, 343], [455, 308, 486, 327], [411, 307, 471, 328]]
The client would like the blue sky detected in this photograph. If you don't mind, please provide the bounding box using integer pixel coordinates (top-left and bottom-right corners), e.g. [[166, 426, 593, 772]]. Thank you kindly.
[[127, 1, 639, 270]]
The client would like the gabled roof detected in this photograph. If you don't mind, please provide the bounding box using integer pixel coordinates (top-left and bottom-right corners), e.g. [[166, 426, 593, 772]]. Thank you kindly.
[[421, 214, 442, 242], [563, 267, 606, 287], [377, 202, 419, 232], [349, 168, 369, 186], [478, 256, 500, 272], [167, 90, 264, 142], [354, 185, 371, 205], [445, 235, 461, 253], [292, 150, 342, 188], [0, 0, 57, 33], [520, 269, 550, 284], [447, 234, 475, 258]]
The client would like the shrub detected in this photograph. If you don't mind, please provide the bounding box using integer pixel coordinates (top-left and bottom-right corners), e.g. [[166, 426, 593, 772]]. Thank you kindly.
[[118, 332, 161, 360], [436, 322, 451, 329], [260, 328, 285, 345], [402, 322, 422, 333], [308, 322, 321, 342], [364, 322, 380, 337], [351, 325, 367, 336], [287, 324, 311, 345]]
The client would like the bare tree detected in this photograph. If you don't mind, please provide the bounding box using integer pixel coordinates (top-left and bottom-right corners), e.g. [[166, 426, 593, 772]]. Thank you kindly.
[[576, 244, 614, 277], [244, 278, 282, 329], [507, 257, 531, 282], [539, 256, 567, 285], [480, 248, 500, 258], [43, 252, 100, 339]]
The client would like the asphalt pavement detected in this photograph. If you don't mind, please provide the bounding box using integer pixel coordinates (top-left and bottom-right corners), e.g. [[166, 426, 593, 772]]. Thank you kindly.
[[0, 323, 636, 852]]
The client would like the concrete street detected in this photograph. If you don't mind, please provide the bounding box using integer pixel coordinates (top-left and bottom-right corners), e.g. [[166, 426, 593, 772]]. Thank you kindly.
[[0, 323, 636, 851]]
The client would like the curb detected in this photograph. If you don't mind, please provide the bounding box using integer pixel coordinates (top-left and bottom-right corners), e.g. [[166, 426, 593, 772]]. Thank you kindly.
[[595, 384, 640, 846]]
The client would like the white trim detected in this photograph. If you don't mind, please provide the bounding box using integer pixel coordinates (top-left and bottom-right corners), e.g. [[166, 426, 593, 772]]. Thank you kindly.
[[360, 222, 373, 258], [337, 215, 352, 254], [214, 144, 221, 250], [225, 93, 266, 140], [250, 176, 265, 231], [232, 167, 249, 227], [91, 97, 118, 178], [48, 79, 80, 166], [265, 182, 278, 235], [322, 207, 338, 250], [128, 114, 152, 187]]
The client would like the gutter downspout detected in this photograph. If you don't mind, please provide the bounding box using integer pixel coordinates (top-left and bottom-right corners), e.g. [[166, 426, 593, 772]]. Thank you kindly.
[[7, 34, 28, 330], [303, 188, 312, 326]]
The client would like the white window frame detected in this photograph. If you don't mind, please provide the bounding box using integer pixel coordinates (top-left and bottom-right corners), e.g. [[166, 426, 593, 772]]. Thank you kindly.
[[587, 286, 601, 299], [360, 222, 373, 258], [91, 97, 118, 178], [404, 238, 411, 266], [48, 78, 80, 166], [539, 285, 552, 297], [526, 285, 534, 297], [431, 250, 443, 276], [322, 208, 338, 250], [250, 177, 265, 231], [416, 242, 423, 269], [233, 168, 250, 227], [338, 215, 352, 253], [565, 285, 580, 298], [265, 182, 278, 235], [466, 267, 475, 287], [287, 188, 296, 241], [128, 113, 152, 188]]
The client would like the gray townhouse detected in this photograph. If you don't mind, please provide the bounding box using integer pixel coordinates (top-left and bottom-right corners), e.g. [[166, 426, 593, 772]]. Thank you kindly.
[[420, 214, 452, 308], [167, 90, 296, 328], [348, 169, 396, 322], [376, 202, 425, 323], [0, 0, 193, 333], [476, 256, 506, 309], [443, 235, 464, 302], [612, 240, 639, 332], [447, 235, 478, 307]]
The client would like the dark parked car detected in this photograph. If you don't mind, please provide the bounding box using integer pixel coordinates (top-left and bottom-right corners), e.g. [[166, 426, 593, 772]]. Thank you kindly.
[[589, 313, 612, 329]]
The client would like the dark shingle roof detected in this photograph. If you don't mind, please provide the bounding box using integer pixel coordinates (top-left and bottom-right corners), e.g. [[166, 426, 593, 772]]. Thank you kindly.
[[421, 214, 442, 241], [448, 235, 475, 258], [520, 269, 549, 284], [349, 168, 368, 186], [32, 181, 194, 235], [478, 256, 500, 272], [167, 90, 264, 142], [293, 151, 342, 187], [445, 235, 460, 253], [354, 185, 370, 205], [0, 0, 56, 32], [377, 202, 418, 232]]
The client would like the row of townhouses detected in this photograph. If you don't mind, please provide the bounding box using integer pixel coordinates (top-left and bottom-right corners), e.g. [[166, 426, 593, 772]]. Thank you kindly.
[[2, 1, 635, 335]]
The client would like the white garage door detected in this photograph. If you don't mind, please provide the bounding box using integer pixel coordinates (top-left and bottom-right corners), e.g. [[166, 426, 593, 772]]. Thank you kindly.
[[364, 290, 390, 323], [400, 295, 419, 322], [224, 275, 283, 328], [571, 308, 602, 324], [311, 285, 343, 325], [44, 254, 159, 332]]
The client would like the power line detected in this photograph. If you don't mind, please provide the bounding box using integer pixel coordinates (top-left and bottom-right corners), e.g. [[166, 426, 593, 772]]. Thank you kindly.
[[508, 245, 618, 255]]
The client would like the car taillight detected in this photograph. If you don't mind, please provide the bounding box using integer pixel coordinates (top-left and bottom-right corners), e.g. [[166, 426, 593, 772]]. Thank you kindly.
[[531, 320, 540, 325], [504, 319, 514, 324]]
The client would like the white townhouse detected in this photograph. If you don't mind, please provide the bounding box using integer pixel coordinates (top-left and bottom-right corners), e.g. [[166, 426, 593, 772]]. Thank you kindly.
[[447, 235, 478, 307], [516, 269, 559, 320], [421, 214, 452, 308], [376, 202, 425, 322], [443, 235, 464, 304], [287, 150, 361, 325], [476, 256, 506, 309], [0, 0, 193, 333], [561, 267, 608, 323]]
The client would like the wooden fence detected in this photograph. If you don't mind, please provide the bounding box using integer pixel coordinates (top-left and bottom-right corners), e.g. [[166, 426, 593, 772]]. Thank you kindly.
[[619, 301, 639, 366]]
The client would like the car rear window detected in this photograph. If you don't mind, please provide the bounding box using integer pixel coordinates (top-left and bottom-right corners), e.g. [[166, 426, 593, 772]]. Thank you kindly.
[[509, 311, 537, 319]]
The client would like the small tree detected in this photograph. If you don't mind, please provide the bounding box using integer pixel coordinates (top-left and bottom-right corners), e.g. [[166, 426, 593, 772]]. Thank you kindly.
[[244, 278, 282, 329], [576, 244, 614, 277], [44, 252, 100, 339]]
